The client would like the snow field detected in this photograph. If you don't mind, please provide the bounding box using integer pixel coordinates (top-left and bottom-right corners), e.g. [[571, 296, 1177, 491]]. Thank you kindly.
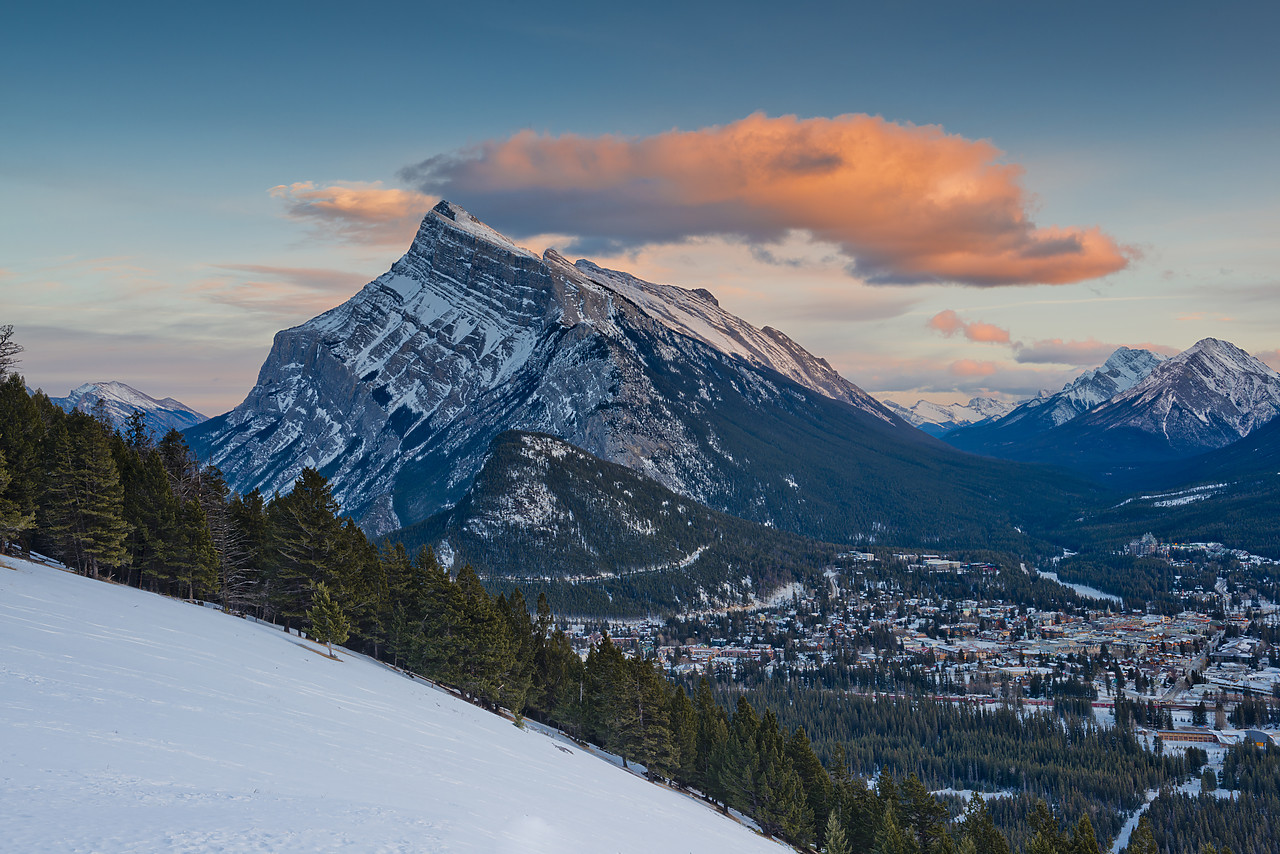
[[0, 557, 787, 853]]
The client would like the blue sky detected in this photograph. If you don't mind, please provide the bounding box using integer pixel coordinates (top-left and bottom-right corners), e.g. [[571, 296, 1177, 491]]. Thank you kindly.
[[3, 1, 1277, 413]]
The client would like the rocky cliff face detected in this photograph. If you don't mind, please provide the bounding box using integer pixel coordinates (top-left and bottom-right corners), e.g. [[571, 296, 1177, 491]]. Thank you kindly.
[[187, 201, 902, 536]]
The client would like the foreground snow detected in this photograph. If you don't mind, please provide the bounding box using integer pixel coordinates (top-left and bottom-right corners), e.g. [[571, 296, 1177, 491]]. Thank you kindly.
[[0, 557, 787, 853]]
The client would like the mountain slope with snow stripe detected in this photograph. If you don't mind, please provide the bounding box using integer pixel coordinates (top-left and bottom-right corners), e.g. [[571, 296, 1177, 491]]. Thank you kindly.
[[0, 557, 787, 853]]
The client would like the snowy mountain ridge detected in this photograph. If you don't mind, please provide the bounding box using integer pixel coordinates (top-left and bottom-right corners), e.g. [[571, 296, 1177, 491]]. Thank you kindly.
[[1008, 347, 1167, 431], [883, 396, 1016, 436], [49, 380, 208, 435], [187, 200, 902, 536], [1077, 337, 1280, 453]]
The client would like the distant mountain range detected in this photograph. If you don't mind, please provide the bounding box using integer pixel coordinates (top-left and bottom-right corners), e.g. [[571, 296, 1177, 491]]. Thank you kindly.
[[49, 381, 207, 436], [883, 396, 1015, 436], [947, 339, 1280, 480]]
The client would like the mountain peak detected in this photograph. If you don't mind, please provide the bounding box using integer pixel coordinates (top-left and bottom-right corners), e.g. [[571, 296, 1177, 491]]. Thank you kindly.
[[1178, 337, 1279, 377], [419, 199, 538, 260], [51, 381, 207, 435]]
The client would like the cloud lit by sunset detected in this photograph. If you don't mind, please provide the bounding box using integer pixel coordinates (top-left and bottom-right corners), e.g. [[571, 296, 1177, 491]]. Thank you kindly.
[[401, 113, 1132, 287], [269, 182, 435, 245]]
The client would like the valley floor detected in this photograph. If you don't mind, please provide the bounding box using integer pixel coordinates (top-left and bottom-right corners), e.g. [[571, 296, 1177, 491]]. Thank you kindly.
[[0, 556, 787, 853]]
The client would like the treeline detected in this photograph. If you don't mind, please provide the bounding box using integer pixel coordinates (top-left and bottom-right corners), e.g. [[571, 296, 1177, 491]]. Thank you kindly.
[[1138, 742, 1280, 854], [712, 679, 1193, 850]]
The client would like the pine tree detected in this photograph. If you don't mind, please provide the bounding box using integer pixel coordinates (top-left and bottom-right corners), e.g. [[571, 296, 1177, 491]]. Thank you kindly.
[[0, 375, 46, 549], [453, 564, 513, 709], [787, 725, 833, 842], [307, 581, 350, 657], [42, 414, 129, 579], [0, 324, 23, 376], [265, 468, 350, 630], [0, 450, 35, 552], [874, 801, 919, 854], [901, 772, 949, 853], [961, 794, 1010, 854], [1123, 816, 1157, 854], [1068, 815, 1100, 854], [824, 809, 851, 854], [668, 685, 697, 788], [1026, 800, 1069, 854], [694, 677, 730, 805]]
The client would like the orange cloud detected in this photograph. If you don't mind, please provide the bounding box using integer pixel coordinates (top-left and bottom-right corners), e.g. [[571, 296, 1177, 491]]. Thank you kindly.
[[949, 359, 999, 377], [270, 181, 435, 244], [401, 112, 1132, 286], [926, 310, 1011, 343]]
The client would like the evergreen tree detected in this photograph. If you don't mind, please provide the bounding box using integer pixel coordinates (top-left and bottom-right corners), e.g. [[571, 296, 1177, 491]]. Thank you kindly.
[[824, 809, 851, 854], [1069, 815, 1101, 854], [693, 677, 730, 805], [1122, 816, 1157, 854], [453, 564, 513, 709], [668, 685, 697, 788], [307, 581, 350, 656], [787, 725, 833, 843], [874, 801, 920, 854], [1026, 800, 1069, 854], [715, 696, 761, 813], [0, 324, 23, 376], [42, 413, 129, 578], [497, 589, 536, 714], [0, 375, 46, 548], [902, 772, 949, 853], [265, 468, 350, 630], [0, 450, 35, 552], [961, 794, 1011, 854]]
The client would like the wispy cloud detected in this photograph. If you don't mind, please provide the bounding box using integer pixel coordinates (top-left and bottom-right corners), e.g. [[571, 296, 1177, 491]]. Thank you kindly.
[[269, 181, 435, 245], [926, 310, 1011, 343], [927, 309, 1177, 366], [195, 264, 370, 317], [400, 112, 1132, 286]]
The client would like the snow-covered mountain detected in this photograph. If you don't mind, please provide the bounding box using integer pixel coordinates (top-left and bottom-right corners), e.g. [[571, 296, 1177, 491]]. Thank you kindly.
[[883, 396, 1016, 436], [186, 201, 912, 537], [0, 555, 788, 853], [946, 347, 1164, 455], [49, 380, 207, 435], [187, 201, 1100, 549], [1072, 338, 1280, 455], [949, 339, 1280, 477]]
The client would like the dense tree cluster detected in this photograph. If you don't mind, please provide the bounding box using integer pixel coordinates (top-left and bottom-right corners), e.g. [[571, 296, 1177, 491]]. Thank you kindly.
[[1135, 743, 1280, 854], [713, 679, 1190, 850]]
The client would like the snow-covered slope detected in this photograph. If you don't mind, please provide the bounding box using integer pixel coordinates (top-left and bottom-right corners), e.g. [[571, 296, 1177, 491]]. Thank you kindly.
[[884, 396, 1016, 436], [185, 200, 904, 536], [575, 260, 888, 414], [50, 380, 207, 435], [0, 556, 787, 853]]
